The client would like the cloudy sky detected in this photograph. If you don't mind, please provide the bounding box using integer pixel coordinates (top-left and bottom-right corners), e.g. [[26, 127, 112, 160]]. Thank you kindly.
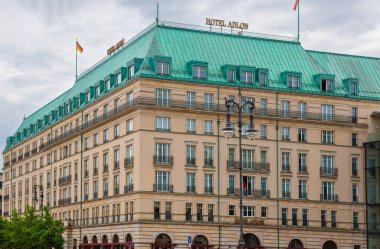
[[1, 0, 380, 166]]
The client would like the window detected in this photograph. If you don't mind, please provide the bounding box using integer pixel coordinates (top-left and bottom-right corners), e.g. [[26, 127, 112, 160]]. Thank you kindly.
[[204, 93, 213, 110], [186, 203, 192, 221], [126, 144, 133, 162], [261, 206, 267, 218], [197, 203, 203, 221], [227, 69, 235, 82], [229, 205, 235, 216], [259, 72, 267, 85], [115, 72, 121, 86], [204, 174, 213, 193], [260, 151, 268, 170], [243, 176, 254, 196], [298, 153, 307, 173], [352, 157, 358, 176], [321, 130, 334, 144], [156, 89, 170, 106], [156, 61, 169, 75], [321, 104, 334, 121], [282, 152, 290, 172], [352, 184, 358, 202], [299, 180, 307, 199], [287, 76, 300, 89], [228, 175, 235, 194], [155, 143, 170, 164], [242, 206, 254, 217], [292, 208, 298, 226], [321, 210, 327, 227], [321, 79, 333, 92], [204, 146, 213, 167], [126, 91, 134, 106], [103, 152, 109, 172], [127, 119, 133, 133], [321, 155, 335, 176], [186, 145, 196, 165], [93, 156, 99, 175], [350, 82, 358, 95], [113, 175, 120, 194], [186, 172, 195, 192], [241, 71, 253, 84], [208, 204, 214, 222], [281, 100, 290, 117], [114, 124, 120, 138], [282, 208, 288, 225], [298, 102, 307, 118], [84, 137, 90, 150], [93, 180, 98, 198], [105, 80, 110, 91], [126, 172, 133, 191], [155, 171, 170, 191], [351, 107, 358, 123], [156, 116, 171, 131], [187, 119, 196, 133], [260, 98, 267, 114], [103, 129, 109, 142], [298, 128, 307, 142], [228, 147, 235, 165], [282, 127, 290, 141], [186, 91, 196, 109], [103, 178, 109, 196], [204, 120, 213, 135], [114, 149, 120, 169], [322, 181, 335, 200], [86, 91, 91, 102], [154, 201, 160, 220], [93, 133, 99, 146], [261, 125, 267, 139], [242, 97, 253, 114], [282, 179, 291, 198], [193, 65, 206, 79], [260, 177, 267, 197], [352, 133, 358, 146], [114, 98, 119, 112], [128, 65, 134, 79], [242, 149, 254, 169], [331, 210, 337, 228], [165, 202, 172, 220], [302, 209, 308, 226]]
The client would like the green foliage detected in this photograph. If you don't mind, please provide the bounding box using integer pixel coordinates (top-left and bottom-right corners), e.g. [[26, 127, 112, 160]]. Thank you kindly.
[[0, 206, 64, 249]]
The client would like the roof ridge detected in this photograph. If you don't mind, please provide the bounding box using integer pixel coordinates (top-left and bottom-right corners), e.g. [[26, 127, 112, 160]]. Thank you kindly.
[[307, 49, 380, 60]]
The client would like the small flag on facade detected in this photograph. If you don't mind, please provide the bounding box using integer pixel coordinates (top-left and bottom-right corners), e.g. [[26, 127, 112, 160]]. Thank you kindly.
[[293, 0, 300, 11], [76, 41, 83, 53]]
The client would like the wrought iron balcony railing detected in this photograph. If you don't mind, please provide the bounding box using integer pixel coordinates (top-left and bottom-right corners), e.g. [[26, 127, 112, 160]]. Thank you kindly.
[[154, 155, 173, 165], [58, 175, 72, 186], [320, 194, 339, 201], [124, 157, 134, 167], [320, 168, 338, 178], [153, 184, 173, 192], [124, 184, 134, 193]]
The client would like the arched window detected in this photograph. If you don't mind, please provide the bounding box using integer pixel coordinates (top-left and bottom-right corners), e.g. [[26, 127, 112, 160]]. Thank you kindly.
[[154, 233, 173, 249], [83, 236, 88, 244], [192, 235, 209, 248], [113, 234, 119, 243], [102, 235, 108, 244], [126, 234, 133, 242], [243, 233, 260, 247], [92, 235, 98, 243], [323, 241, 337, 249], [288, 239, 304, 248]]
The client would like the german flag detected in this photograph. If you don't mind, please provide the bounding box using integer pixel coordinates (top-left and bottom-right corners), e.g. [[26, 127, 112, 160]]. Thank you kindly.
[[76, 41, 83, 53]]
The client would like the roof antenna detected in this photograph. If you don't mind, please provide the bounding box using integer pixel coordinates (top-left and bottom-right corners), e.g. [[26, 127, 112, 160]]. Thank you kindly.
[[156, 1, 159, 24]]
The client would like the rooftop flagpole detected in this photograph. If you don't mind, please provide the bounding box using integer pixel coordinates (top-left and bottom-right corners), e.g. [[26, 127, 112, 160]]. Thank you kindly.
[[298, 0, 300, 42], [156, 1, 159, 24], [75, 38, 78, 81]]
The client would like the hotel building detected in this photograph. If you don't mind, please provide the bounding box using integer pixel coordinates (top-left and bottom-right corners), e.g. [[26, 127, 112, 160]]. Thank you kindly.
[[2, 21, 380, 249]]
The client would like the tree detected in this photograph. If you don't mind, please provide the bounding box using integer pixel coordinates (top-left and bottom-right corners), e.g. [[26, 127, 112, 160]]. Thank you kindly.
[[0, 206, 64, 249]]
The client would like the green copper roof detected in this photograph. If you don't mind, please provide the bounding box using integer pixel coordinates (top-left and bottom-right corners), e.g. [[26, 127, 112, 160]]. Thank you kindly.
[[4, 21, 380, 152]]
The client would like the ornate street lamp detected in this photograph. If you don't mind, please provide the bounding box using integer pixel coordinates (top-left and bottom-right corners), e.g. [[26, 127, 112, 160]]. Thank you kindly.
[[222, 88, 257, 247]]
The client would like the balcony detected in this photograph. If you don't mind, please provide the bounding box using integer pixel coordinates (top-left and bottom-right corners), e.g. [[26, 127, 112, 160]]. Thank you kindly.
[[254, 190, 270, 198], [84, 171, 89, 178], [320, 194, 338, 201], [227, 161, 270, 171], [24, 151, 30, 158], [31, 148, 37, 155], [320, 168, 338, 178], [4, 161, 10, 167], [299, 192, 308, 199], [4, 194, 9, 201], [353, 195, 359, 202], [153, 184, 173, 192], [204, 186, 213, 194], [103, 190, 108, 197], [156, 128, 171, 132], [58, 175, 72, 186], [204, 159, 214, 168], [124, 184, 134, 193], [227, 188, 239, 195], [153, 155, 173, 165], [18, 155, 23, 161], [11, 158, 16, 164], [58, 197, 71, 206], [114, 188, 120, 195], [186, 157, 196, 166], [124, 157, 134, 167], [298, 166, 308, 174], [282, 191, 291, 199], [84, 194, 89, 201], [186, 186, 196, 193], [114, 162, 120, 170], [93, 192, 98, 199], [103, 165, 109, 173]]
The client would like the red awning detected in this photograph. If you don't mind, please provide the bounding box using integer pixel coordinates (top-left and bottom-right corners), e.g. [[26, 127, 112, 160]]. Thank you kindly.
[[151, 243, 178, 248], [237, 246, 264, 249], [191, 245, 215, 248]]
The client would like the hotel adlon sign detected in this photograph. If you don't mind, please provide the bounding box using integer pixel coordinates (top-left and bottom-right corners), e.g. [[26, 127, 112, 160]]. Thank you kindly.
[[206, 18, 249, 30]]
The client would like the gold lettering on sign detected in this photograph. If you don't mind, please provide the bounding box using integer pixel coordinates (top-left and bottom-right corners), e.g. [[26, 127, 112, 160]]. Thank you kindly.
[[234, 218, 265, 225], [206, 18, 249, 30], [107, 39, 125, 56]]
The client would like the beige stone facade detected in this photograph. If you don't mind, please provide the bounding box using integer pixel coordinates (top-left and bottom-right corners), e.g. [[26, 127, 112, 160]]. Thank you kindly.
[[2, 76, 374, 249]]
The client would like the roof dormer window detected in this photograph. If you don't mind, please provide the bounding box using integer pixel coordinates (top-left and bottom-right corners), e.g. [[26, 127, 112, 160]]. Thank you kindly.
[[193, 65, 206, 79], [86, 91, 91, 102], [287, 75, 300, 89], [350, 81, 358, 95], [156, 61, 170, 76], [228, 69, 235, 83], [128, 65, 134, 79], [95, 85, 100, 98], [241, 71, 253, 84], [115, 72, 121, 86], [322, 79, 333, 93], [105, 79, 110, 92]]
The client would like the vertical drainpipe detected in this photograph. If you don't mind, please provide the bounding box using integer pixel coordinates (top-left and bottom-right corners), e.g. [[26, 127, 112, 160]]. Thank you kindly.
[[79, 110, 83, 242], [276, 92, 280, 249], [217, 86, 221, 248]]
